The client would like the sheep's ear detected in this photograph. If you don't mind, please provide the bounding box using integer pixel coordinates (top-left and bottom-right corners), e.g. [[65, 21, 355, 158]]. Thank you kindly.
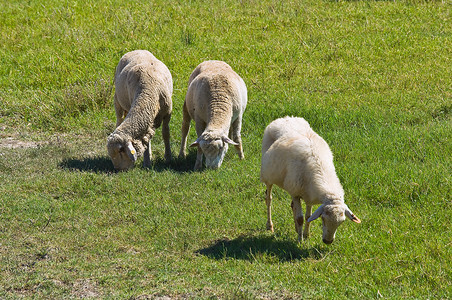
[[125, 142, 137, 162], [222, 135, 239, 146], [345, 205, 361, 223], [308, 204, 324, 222]]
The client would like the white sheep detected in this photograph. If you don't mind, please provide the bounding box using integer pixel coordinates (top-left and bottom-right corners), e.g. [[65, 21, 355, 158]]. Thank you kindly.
[[260, 116, 361, 244], [107, 50, 172, 171], [179, 60, 247, 170]]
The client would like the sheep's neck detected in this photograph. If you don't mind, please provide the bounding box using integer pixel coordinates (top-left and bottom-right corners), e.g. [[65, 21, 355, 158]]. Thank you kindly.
[[306, 137, 344, 205], [322, 195, 344, 205], [118, 88, 160, 139], [205, 97, 233, 133]]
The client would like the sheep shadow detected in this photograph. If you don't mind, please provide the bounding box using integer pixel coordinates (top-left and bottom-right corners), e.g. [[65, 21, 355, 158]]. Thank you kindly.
[[196, 233, 328, 262], [59, 156, 116, 173], [59, 151, 198, 174], [151, 150, 198, 173]]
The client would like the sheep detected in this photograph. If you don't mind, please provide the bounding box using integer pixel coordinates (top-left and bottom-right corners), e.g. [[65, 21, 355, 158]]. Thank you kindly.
[[260, 116, 361, 244], [179, 60, 247, 170], [107, 50, 172, 171]]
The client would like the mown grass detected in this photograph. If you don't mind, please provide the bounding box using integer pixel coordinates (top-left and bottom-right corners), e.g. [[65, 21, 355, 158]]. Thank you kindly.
[[0, 0, 451, 298]]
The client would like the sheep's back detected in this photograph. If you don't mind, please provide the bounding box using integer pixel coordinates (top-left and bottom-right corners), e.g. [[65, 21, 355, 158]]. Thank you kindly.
[[261, 123, 343, 202], [115, 50, 172, 111], [188, 60, 235, 85], [262, 116, 311, 155], [185, 62, 245, 126], [260, 136, 312, 193]]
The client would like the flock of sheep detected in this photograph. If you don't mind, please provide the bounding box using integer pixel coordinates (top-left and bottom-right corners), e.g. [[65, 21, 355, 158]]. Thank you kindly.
[[107, 50, 361, 244]]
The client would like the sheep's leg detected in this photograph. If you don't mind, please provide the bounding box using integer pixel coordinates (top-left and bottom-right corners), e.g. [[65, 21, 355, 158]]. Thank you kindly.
[[265, 184, 274, 232], [230, 117, 244, 159], [291, 197, 304, 242], [194, 147, 203, 170], [162, 113, 172, 162], [114, 94, 127, 127], [143, 141, 151, 168], [179, 102, 191, 158], [303, 205, 312, 240], [193, 120, 206, 171]]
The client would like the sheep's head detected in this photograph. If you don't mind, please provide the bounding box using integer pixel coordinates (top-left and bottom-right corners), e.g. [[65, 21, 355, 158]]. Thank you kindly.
[[107, 134, 137, 171], [190, 133, 238, 169], [308, 202, 361, 244]]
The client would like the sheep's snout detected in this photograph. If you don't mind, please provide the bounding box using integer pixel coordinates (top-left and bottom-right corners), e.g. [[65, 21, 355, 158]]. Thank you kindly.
[[108, 141, 137, 171], [321, 226, 338, 245], [201, 139, 229, 169], [110, 153, 135, 171], [204, 152, 226, 169]]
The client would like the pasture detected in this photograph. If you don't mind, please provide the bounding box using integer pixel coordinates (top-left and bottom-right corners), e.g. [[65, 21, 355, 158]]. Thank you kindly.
[[0, 0, 450, 298]]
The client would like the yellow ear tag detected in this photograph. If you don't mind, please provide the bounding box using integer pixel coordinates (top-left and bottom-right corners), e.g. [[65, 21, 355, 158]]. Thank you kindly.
[[131, 150, 136, 154]]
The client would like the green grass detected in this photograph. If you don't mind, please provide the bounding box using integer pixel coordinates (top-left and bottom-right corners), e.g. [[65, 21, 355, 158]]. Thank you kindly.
[[0, 0, 451, 298]]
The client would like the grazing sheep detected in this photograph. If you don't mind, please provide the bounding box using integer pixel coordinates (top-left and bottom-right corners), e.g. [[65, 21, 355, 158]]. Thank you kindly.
[[260, 116, 361, 244], [107, 50, 172, 171], [179, 60, 247, 170]]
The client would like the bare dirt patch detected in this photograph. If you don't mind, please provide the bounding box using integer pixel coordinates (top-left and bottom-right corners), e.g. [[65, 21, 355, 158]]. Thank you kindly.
[[0, 137, 42, 149], [0, 126, 44, 149], [72, 279, 99, 298]]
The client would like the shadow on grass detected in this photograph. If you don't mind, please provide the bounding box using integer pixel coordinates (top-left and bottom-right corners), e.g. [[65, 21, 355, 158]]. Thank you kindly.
[[59, 156, 116, 173], [196, 233, 329, 262], [151, 151, 198, 173], [59, 151, 198, 174]]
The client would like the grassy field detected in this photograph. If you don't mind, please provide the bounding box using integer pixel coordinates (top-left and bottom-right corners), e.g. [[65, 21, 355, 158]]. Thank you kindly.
[[0, 0, 451, 298]]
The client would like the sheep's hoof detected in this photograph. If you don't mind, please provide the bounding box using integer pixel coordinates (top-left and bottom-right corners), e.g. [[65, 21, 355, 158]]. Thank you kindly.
[[266, 222, 274, 232], [143, 155, 152, 168], [194, 161, 202, 171], [142, 159, 151, 168]]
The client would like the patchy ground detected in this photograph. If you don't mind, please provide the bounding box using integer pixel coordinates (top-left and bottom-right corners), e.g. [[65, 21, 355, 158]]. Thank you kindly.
[[0, 125, 43, 149], [0, 136, 42, 149], [0, 125, 106, 152]]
